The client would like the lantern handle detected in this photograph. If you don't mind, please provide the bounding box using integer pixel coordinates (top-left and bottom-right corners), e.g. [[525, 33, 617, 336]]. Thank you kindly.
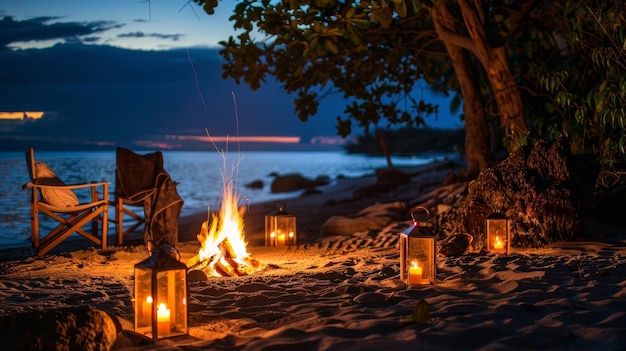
[[411, 206, 430, 222], [147, 239, 182, 262], [486, 200, 501, 213]]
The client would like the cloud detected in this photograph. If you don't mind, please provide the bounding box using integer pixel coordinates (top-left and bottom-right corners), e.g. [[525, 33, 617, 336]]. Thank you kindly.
[[118, 31, 183, 42], [0, 15, 122, 50], [0, 41, 340, 150]]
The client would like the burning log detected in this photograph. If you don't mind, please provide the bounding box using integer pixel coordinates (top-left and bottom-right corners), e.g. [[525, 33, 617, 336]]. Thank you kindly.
[[219, 238, 236, 260], [187, 217, 265, 278], [186, 253, 214, 272]]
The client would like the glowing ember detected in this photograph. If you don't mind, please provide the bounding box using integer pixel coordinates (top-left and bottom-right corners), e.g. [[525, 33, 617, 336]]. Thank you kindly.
[[187, 155, 264, 277]]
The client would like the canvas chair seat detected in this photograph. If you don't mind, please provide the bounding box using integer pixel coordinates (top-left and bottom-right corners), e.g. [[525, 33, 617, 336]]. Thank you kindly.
[[24, 148, 109, 256]]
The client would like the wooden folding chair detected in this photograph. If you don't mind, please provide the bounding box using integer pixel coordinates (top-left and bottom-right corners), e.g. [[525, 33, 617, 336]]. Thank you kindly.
[[23, 148, 109, 256]]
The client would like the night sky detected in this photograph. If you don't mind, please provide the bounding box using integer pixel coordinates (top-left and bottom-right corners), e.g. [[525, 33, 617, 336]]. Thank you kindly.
[[0, 0, 462, 151]]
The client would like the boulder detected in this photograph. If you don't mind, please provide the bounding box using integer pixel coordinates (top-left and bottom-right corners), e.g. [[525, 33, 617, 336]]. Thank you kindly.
[[353, 168, 411, 199], [434, 138, 599, 250], [0, 305, 120, 351], [321, 201, 406, 235], [270, 173, 330, 193], [245, 179, 264, 189]]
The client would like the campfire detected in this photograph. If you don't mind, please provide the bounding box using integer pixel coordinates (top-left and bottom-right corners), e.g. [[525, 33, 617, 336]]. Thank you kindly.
[[187, 163, 264, 277]]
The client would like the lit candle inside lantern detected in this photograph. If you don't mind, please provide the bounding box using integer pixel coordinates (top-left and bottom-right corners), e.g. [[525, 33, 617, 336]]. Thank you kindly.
[[288, 232, 294, 244], [278, 233, 286, 246], [494, 236, 504, 250], [142, 295, 153, 320], [157, 303, 170, 336], [409, 261, 423, 284]]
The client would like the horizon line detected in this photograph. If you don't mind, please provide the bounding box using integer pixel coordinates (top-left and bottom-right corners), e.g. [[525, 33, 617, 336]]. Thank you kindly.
[[165, 135, 302, 143]]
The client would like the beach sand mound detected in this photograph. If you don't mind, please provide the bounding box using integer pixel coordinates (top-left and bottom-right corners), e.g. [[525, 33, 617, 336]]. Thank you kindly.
[[1, 223, 625, 351], [1, 160, 625, 350]]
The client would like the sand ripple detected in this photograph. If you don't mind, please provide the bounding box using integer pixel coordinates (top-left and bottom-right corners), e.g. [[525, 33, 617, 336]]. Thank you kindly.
[[1, 227, 625, 350]]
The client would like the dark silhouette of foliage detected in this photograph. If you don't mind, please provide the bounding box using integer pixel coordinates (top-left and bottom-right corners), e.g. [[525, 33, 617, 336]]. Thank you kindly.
[[191, 0, 626, 185], [344, 127, 465, 155]]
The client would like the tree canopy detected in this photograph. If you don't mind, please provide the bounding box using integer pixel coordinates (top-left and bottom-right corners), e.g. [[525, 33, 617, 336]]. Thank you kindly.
[[193, 0, 626, 182]]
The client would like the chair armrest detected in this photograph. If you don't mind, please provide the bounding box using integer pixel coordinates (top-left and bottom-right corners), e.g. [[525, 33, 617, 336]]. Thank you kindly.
[[23, 182, 109, 201], [31, 182, 109, 190]]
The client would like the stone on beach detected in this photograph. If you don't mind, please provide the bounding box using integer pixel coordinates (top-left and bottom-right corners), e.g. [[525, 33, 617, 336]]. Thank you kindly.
[[270, 173, 331, 193], [433, 138, 601, 250], [0, 305, 120, 351], [321, 201, 406, 235]]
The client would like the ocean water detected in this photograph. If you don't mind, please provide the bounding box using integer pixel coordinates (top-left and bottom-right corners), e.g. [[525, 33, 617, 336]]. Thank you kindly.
[[1, 150, 442, 250]]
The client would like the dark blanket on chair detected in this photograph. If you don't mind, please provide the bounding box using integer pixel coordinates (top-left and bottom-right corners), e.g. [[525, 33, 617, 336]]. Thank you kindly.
[[116, 147, 184, 249]]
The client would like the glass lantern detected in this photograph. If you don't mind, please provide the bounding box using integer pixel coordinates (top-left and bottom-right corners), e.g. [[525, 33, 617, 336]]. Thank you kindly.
[[134, 246, 188, 339], [265, 201, 296, 247], [400, 207, 436, 285], [486, 211, 511, 254]]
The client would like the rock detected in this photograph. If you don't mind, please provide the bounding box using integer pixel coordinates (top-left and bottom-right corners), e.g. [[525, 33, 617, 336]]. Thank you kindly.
[[438, 233, 473, 257], [433, 138, 600, 250], [0, 305, 120, 351], [353, 168, 411, 199], [321, 201, 406, 235], [353, 292, 388, 305], [187, 269, 210, 282], [301, 187, 323, 196], [245, 179, 264, 189], [270, 173, 330, 193], [321, 214, 393, 236], [376, 167, 411, 186]]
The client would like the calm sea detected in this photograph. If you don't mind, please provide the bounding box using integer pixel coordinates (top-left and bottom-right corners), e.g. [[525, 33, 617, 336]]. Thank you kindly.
[[1, 150, 441, 250]]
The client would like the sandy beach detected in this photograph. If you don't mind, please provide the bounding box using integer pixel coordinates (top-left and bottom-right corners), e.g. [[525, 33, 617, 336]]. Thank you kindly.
[[1, 160, 625, 351]]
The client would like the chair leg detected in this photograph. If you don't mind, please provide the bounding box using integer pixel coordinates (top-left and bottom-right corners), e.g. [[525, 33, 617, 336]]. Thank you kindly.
[[101, 202, 108, 249], [30, 192, 40, 254], [37, 207, 107, 256], [31, 207, 39, 254], [116, 198, 123, 245], [91, 187, 108, 250], [91, 217, 99, 242]]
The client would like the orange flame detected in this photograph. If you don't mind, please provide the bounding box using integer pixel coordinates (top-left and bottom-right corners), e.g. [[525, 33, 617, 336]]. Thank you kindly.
[[189, 153, 262, 277]]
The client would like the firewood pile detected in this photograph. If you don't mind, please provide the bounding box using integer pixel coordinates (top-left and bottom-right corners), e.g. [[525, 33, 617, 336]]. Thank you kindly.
[[187, 219, 264, 278]]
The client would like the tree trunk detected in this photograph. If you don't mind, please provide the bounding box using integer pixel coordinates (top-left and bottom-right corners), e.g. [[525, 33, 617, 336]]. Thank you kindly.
[[377, 129, 393, 168], [458, 0, 528, 146], [431, 2, 491, 177]]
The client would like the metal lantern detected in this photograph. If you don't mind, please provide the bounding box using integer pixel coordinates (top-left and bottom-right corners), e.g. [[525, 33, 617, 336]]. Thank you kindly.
[[134, 245, 188, 339], [265, 201, 296, 247], [400, 207, 436, 285], [486, 211, 511, 254]]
